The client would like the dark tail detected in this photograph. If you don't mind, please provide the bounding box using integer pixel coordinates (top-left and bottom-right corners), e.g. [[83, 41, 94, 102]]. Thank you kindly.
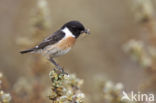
[[20, 48, 34, 54]]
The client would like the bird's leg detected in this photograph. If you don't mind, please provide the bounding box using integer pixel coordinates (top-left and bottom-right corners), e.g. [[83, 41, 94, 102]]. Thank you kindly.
[[49, 58, 63, 70], [49, 58, 67, 74]]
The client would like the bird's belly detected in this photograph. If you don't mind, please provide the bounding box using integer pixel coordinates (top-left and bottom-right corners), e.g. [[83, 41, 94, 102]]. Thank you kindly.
[[42, 36, 75, 58], [54, 48, 71, 57], [42, 45, 71, 58]]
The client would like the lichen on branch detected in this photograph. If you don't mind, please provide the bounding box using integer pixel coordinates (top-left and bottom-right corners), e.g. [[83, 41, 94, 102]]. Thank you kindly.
[[49, 69, 86, 103]]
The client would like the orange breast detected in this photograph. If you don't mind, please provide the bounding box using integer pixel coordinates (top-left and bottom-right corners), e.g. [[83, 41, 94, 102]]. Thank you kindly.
[[57, 37, 76, 50]]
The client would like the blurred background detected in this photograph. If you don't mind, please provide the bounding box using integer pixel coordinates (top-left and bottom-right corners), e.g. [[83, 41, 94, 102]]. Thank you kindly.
[[0, 0, 156, 103]]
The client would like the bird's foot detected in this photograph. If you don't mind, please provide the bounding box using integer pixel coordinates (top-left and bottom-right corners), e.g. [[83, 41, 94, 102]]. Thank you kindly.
[[56, 65, 68, 75], [49, 58, 68, 75]]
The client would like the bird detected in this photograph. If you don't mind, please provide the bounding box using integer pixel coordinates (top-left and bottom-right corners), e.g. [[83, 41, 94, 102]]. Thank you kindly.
[[20, 20, 90, 73]]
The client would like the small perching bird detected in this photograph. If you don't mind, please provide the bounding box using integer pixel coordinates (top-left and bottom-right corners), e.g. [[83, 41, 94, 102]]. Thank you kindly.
[[20, 20, 90, 73]]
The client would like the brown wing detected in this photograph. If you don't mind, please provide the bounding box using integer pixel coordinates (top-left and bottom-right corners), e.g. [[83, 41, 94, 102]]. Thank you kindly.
[[35, 30, 65, 50]]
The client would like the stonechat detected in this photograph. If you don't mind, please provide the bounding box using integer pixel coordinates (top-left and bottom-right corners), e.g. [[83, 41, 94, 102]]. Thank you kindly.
[[20, 20, 90, 72]]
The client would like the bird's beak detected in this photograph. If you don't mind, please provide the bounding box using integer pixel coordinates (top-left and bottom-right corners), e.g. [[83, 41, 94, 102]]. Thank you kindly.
[[82, 29, 90, 34]]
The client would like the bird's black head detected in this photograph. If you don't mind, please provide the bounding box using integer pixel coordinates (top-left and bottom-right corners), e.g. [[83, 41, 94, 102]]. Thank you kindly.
[[61, 21, 89, 38]]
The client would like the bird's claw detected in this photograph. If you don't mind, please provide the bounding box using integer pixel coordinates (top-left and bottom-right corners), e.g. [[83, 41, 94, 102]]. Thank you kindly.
[[56, 66, 68, 75]]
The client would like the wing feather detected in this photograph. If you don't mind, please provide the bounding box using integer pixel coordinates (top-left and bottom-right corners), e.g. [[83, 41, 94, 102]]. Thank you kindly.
[[35, 30, 65, 49]]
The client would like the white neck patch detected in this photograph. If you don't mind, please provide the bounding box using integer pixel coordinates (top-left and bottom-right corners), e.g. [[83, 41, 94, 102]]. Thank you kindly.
[[62, 27, 75, 38]]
